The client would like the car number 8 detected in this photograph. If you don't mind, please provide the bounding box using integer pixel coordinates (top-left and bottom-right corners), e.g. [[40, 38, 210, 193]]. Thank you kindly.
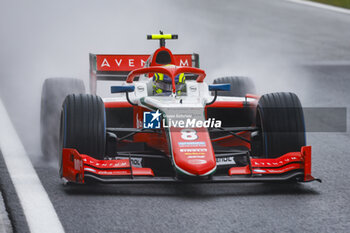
[[181, 129, 198, 140]]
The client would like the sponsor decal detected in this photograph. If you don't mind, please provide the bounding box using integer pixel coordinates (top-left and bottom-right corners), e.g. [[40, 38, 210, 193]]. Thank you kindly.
[[82, 158, 128, 167], [100, 57, 144, 68], [84, 167, 96, 173], [163, 118, 221, 128], [253, 169, 266, 173], [143, 110, 161, 129], [188, 159, 207, 165], [180, 148, 207, 156], [180, 129, 198, 140], [96, 54, 192, 71], [97, 170, 129, 175], [143, 111, 222, 129], [178, 141, 206, 147], [74, 159, 82, 170], [188, 155, 205, 159], [254, 166, 298, 174], [216, 157, 236, 166], [179, 148, 208, 153], [185, 153, 206, 156], [252, 156, 299, 167], [116, 157, 142, 168]]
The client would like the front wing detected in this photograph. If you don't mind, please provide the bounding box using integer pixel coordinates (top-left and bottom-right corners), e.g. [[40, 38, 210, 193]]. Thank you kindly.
[[61, 146, 321, 184]]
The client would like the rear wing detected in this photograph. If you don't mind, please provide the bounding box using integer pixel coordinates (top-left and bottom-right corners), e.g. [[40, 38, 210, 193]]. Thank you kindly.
[[89, 53, 199, 94]]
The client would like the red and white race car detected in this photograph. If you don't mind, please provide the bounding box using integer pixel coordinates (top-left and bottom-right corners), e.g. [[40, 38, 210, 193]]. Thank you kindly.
[[40, 33, 320, 184]]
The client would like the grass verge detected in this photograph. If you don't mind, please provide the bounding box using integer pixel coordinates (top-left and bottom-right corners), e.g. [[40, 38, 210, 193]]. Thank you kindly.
[[309, 0, 350, 9]]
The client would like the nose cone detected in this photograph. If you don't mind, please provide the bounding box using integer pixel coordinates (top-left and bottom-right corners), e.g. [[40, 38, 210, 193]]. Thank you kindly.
[[170, 127, 217, 176], [175, 155, 217, 176]]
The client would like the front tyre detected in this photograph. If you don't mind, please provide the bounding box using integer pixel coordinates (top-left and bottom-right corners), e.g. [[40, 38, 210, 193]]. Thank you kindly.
[[59, 94, 106, 176], [251, 92, 306, 158]]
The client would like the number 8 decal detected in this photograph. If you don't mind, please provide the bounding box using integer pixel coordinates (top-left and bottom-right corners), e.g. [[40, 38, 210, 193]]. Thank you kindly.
[[181, 129, 198, 140]]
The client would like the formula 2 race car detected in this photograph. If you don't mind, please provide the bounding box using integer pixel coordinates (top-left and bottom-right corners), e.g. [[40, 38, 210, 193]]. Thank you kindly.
[[41, 32, 321, 184]]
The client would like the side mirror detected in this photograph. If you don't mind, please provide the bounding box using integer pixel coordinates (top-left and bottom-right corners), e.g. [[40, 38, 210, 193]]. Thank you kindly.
[[111, 85, 137, 106], [208, 84, 231, 91], [111, 85, 135, 93], [206, 84, 231, 106]]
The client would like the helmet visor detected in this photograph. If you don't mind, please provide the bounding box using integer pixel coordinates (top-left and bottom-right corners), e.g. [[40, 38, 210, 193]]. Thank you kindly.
[[155, 82, 186, 93]]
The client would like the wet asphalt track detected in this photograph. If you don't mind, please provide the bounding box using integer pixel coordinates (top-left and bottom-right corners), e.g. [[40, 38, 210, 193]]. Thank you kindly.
[[1, 0, 350, 232]]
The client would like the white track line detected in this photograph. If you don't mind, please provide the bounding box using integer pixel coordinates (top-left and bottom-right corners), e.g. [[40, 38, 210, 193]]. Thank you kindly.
[[286, 0, 350, 15], [0, 99, 64, 233]]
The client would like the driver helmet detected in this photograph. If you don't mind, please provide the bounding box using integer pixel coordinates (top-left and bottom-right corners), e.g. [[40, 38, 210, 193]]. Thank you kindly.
[[153, 68, 186, 95]]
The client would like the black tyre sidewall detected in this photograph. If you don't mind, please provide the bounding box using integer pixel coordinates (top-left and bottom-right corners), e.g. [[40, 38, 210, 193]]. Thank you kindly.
[[61, 94, 106, 160], [255, 92, 306, 158]]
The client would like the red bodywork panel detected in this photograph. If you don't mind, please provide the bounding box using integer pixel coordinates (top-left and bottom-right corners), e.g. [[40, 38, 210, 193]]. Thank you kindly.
[[96, 54, 193, 72], [104, 101, 133, 108], [212, 131, 251, 149], [170, 127, 216, 176], [229, 146, 316, 182], [62, 149, 154, 183]]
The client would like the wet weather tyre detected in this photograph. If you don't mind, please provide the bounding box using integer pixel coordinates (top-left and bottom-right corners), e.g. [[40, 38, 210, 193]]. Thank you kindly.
[[60, 94, 106, 161], [40, 78, 85, 160], [252, 92, 306, 158], [213, 76, 256, 97]]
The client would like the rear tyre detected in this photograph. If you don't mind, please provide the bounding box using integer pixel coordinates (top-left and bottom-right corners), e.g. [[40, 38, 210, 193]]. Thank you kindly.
[[251, 92, 306, 158], [41, 78, 85, 160], [213, 76, 256, 97]]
